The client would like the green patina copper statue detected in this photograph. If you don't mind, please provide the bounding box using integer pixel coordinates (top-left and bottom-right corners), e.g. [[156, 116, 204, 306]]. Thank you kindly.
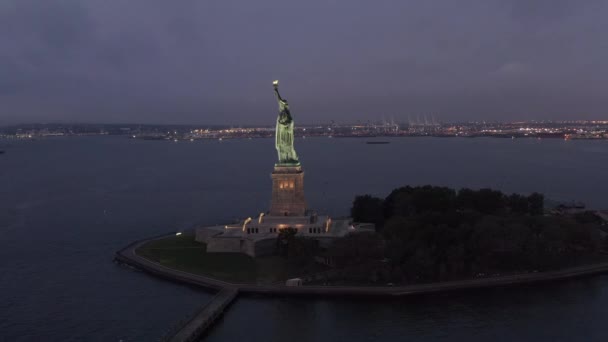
[[273, 80, 299, 165]]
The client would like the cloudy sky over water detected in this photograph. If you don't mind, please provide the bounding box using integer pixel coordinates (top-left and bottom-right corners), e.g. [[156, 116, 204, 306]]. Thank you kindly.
[[1, 0, 607, 125]]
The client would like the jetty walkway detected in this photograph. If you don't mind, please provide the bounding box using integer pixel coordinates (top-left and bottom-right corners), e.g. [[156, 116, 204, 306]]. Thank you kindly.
[[168, 288, 238, 342]]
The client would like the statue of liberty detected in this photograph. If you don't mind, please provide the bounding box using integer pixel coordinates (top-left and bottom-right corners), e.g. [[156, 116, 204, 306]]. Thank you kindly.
[[273, 80, 299, 165]]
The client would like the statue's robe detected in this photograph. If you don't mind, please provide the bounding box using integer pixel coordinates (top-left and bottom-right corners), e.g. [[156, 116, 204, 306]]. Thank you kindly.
[[276, 113, 298, 163]]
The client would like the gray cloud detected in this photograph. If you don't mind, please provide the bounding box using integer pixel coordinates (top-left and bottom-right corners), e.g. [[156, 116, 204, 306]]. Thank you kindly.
[[1, 0, 607, 125]]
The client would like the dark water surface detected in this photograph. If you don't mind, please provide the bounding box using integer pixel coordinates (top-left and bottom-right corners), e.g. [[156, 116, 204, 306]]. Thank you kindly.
[[1, 136, 607, 341], [207, 278, 608, 342]]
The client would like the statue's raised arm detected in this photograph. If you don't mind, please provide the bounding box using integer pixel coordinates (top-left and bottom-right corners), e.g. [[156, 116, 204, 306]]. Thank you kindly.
[[273, 80, 292, 123], [273, 80, 286, 103]]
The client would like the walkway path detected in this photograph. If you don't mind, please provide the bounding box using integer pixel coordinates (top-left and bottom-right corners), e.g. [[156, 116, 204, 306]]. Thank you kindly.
[[115, 234, 234, 291], [168, 288, 238, 342]]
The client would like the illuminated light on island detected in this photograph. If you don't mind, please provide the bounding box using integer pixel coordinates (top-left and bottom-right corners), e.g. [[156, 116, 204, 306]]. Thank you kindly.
[[242, 217, 252, 232]]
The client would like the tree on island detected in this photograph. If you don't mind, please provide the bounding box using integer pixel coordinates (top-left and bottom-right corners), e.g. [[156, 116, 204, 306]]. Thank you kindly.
[[276, 228, 297, 257], [276, 227, 320, 276], [351, 195, 384, 227], [352, 186, 546, 232]]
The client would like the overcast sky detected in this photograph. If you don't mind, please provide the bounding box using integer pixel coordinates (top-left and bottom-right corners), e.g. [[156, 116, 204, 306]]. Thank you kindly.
[[1, 0, 607, 125]]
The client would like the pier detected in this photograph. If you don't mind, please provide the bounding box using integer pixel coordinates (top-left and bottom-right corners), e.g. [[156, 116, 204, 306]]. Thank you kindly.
[[166, 288, 238, 342]]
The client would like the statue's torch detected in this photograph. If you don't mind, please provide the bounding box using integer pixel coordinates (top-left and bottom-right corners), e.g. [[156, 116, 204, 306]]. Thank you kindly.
[[273, 80, 279, 88]]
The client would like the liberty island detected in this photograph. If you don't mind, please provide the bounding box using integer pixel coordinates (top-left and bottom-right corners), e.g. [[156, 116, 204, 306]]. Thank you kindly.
[[111, 82, 608, 342], [116, 81, 608, 289]]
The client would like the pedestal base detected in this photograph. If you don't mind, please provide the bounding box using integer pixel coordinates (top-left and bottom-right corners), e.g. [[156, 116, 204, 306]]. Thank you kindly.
[[270, 165, 306, 216]]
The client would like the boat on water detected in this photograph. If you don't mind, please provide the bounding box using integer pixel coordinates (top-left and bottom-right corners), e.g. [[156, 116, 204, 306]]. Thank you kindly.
[[366, 141, 390, 145]]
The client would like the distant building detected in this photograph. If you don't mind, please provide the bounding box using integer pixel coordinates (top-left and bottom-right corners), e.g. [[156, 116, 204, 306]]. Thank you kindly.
[[551, 201, 586, 216]]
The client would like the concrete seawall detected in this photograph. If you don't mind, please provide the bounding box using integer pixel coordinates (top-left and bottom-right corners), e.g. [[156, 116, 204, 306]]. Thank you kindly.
[[114, 234, 232, 291], [240, 262, 608, 297]]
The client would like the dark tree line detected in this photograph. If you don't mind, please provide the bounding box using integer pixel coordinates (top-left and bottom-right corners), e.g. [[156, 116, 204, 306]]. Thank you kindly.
[[352, 186, 546, 228], [329, 186, 604, 285]]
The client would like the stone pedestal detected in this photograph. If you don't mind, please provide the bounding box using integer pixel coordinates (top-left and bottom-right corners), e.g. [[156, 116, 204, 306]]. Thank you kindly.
[[270, 164, 306, 216]]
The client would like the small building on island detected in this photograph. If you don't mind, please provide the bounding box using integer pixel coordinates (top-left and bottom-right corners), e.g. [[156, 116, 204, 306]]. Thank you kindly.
[[195, 81, 374, 257]]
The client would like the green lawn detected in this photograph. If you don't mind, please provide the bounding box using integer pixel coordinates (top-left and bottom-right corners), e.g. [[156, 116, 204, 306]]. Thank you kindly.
[[135, 233, 287, 284]]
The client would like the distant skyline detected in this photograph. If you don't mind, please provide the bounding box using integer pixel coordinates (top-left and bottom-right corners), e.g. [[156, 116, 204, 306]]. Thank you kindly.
[[2, 118, 608, 128], [1, 0, 608, 125]]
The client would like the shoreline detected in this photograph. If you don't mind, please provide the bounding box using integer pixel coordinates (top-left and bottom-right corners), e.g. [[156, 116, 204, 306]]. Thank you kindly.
[[115, 233, 608, 297], [116, 233, 608, 341]]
